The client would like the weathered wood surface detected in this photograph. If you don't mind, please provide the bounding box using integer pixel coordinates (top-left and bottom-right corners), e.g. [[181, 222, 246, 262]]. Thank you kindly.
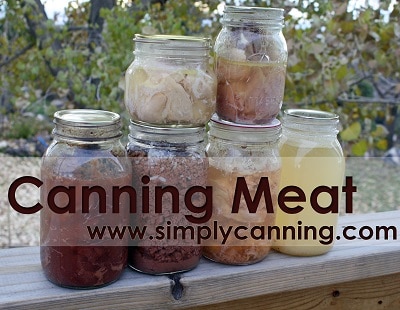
[[189, 273, 400, 310], [0, 211, 399, 310]]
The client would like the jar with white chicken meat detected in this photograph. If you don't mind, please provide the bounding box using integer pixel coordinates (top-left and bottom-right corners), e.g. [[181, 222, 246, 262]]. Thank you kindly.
[[203, 115, 281, 265], [125, 34, 217, 127], [214, 6, 287, 124]]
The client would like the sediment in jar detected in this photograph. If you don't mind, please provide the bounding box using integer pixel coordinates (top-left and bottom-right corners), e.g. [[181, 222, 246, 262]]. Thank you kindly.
[[125, 64, 216, 126], [127, 147, 207, 274], [203, 165, 280, 265], [129, 246, 201, 275], [41, 246, 127, 288], [202, 243, 271, 266], [40, 157, 131, 288], [216, 57, 286, 124]]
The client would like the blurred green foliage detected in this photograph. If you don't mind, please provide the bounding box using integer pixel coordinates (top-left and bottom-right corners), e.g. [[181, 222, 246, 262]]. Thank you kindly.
[[4, 114, 53, 139], [0, 0, 399, 155]]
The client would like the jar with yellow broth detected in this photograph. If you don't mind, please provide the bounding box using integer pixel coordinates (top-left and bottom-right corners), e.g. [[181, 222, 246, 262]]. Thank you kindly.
[[273, 109, 345, 256], [203, 115, 281, 265]]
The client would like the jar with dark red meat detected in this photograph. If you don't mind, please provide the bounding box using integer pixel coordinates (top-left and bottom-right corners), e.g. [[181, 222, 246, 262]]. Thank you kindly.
[[127, 121, 207, 274], [40, 109, 131, 289]]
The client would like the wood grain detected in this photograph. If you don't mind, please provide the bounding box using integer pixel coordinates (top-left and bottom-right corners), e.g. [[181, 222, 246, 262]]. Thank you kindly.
[[187, 273, 400, 310]]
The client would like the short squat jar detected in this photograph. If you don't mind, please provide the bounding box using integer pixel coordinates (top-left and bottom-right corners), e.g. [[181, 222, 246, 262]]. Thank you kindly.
[[125, 34, 217, 126], [40, 109, 131, 289], [126, 121, 208, 274], [214, 6, 287, 124], [203, 114, 281, 265], [273, 109, 345, 256]]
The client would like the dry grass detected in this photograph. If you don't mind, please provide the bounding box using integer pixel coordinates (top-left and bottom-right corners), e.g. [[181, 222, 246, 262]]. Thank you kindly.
[[344, 157, 400, 214], [0, 156, 40, 248]]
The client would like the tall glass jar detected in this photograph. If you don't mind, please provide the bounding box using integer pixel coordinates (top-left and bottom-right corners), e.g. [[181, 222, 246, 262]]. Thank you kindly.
[[125, 34, 217, 126], [214, 6, 287, 124], [203, 114, 281, 265], [40, 109, 131, 288], [126, 121, 208, 274], [273, 109, 345, 256]]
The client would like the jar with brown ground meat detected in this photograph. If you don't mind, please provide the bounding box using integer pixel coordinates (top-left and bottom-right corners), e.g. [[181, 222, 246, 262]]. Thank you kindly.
[[127, 121, 207, 274], [203, 114, 281, 265], [40, 109, 131, 289], [125, 34, 217, 127], [214, 6, 287, 124]]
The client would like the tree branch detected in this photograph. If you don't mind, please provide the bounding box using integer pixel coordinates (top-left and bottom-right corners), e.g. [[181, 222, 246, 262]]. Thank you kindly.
[[88, 0, 115, 49], [67, 26, 90, 32], [21, 0, 62, 76], [337, 94, 399, 105], [347, 74, 374, 88], [0, 43, 35, 69]]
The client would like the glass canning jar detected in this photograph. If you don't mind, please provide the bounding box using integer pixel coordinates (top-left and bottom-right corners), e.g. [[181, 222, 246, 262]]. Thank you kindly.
[[214, 6, 287, 124], [125, 34, 217, 127], [40, 109, 131, 289], [203, 114, 281, 265], [273, 109, 345, 256], [126, 121, 208, 274]]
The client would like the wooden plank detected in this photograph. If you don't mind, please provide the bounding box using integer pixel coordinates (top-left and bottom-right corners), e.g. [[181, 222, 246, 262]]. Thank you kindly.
[[0, 211, 399, 309], [187, 272, 400, 310], [0, 264, 174, 310], [174, 246, 400, 308]]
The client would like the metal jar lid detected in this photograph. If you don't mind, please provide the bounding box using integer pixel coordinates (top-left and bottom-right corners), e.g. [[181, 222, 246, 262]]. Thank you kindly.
[[53, 109, 122, 141]]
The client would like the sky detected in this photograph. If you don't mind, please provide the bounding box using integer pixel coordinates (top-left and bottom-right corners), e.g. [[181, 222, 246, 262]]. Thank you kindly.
[[0, 0, 393, 23], [42, 0, 89, 24], [41, 0, 383, 16], [41, 0, 391, 24]]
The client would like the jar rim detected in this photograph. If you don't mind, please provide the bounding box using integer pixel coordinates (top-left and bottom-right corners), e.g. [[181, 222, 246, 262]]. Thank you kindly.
[[208, 114, 281, 143], [284, 109, 339, 121], [54, 109, 121, 127], [133, 34, 212, 59], [210, 114, 281, 130], [282, 109, 339, 136], [222, 5, 285, 25], [53, 109, 122, 142], [224, 6, 284, 15], [129, 119, 205, 133], [129, 120, 205, 144], [134, 34, 211, 50]]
